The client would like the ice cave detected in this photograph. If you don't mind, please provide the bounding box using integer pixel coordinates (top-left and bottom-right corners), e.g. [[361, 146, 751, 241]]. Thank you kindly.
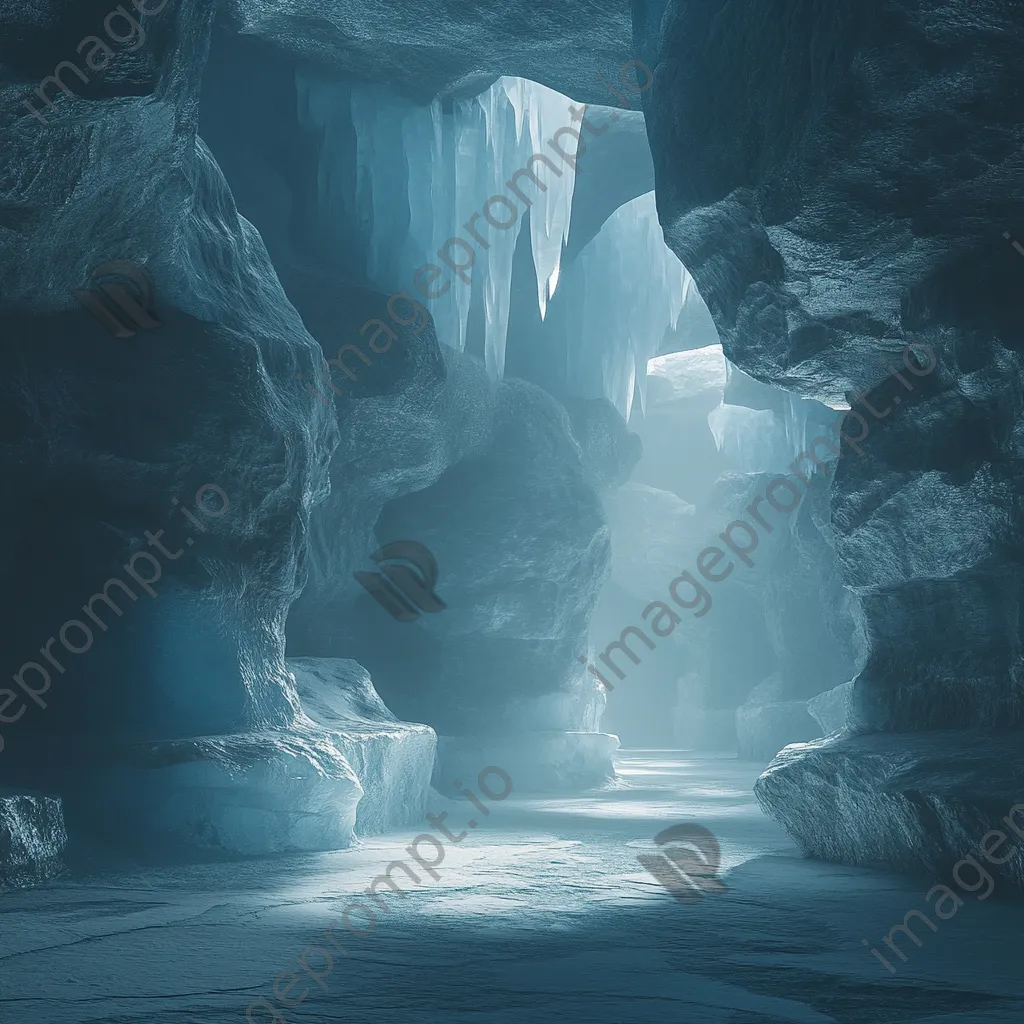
[[2, 2, 1024, 1022]]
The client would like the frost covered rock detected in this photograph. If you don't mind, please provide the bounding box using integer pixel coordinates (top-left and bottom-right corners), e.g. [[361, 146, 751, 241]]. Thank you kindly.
[[221, 0, 633, 105], [807, 681, 852, 737], [0, 791, 67, 889], [647, 345, 728, 406], [756, 731, 1024, 890], [289, 657, 436, 835], [0, 0, 335, 861]]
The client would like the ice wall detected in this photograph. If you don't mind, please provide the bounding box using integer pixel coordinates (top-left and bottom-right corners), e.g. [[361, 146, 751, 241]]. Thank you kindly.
[[310, 77, 580, 380], [558, 192, 692, 420]]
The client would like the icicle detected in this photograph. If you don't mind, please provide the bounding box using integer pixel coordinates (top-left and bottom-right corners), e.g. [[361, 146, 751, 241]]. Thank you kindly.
[[336, 75, 582, 376], [507, 79, 578, 320]]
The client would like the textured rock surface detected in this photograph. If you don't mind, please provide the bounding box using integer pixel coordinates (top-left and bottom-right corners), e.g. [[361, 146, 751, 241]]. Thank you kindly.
[[639, 0, 1024, 867], [0, 791, 67, 889], [219, 0, 634, 105], [289, 657, 436, 834], [66, 733, 362, 861], [637, 0, 1024, 733], [0, 0, 341, 865], [0, 2, 333, 768], [756, 731, 1024, 889]]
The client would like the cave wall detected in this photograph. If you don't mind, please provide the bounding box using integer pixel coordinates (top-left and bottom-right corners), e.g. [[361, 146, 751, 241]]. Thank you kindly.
[[633, 0, 1024, 870]]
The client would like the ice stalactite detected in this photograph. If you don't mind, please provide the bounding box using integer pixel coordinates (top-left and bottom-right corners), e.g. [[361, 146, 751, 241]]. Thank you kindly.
[[560, 191, 691, 421], [328, 76, 579, 380], [504, 80, 578, 322]]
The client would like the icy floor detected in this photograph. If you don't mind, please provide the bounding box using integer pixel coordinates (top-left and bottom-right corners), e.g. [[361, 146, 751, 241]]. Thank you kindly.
[[3, 752, 1024, 1024]]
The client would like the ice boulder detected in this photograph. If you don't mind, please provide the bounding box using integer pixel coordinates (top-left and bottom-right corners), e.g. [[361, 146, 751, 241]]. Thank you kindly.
[[288, 658, 436, 834], [66, 734, 363, 862]]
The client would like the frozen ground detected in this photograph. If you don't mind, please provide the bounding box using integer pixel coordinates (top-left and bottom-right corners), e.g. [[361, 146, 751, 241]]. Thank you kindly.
[[2, 751, 1023, 1024]]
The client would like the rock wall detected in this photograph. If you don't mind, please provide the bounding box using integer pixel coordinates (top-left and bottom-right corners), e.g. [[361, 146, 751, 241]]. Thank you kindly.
[[634, 0, 1024, 871]]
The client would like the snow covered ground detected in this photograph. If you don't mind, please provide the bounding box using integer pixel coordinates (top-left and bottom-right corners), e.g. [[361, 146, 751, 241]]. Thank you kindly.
[[3, 752, 1023, 1023]]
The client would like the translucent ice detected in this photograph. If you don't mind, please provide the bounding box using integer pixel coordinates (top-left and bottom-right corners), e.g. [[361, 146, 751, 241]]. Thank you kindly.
[[340, 76, 579, 379], [559, 191, 693, 419], [709, 360, 844, 474]]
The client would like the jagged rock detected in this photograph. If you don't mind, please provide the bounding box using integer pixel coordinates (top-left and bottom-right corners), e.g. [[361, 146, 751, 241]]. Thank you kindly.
[[288, 657, 436, 834], [0, 1, 336, 817], [0, 790, 67, 889], [808, 681, 853, 737], [755, 731, 1024, 889]]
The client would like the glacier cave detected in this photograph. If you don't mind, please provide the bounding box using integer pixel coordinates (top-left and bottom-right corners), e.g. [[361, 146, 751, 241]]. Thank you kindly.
[[2, 2, 1024, 1023]]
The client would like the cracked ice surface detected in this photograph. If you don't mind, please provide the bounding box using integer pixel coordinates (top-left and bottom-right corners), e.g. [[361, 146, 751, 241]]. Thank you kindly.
[[7, 753, 1024, 1023], [344, 77, 578, 380]]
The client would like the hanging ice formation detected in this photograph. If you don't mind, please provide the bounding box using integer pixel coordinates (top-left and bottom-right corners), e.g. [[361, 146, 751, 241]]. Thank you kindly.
[[339, 77, 579, 380], [559, 191, 693, 421]]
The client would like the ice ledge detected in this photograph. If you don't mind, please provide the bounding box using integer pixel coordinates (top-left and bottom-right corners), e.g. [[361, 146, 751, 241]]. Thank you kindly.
[[755, 730, 1024, 889], [63, 659, 436, 861], [288, 657, 436, 835]]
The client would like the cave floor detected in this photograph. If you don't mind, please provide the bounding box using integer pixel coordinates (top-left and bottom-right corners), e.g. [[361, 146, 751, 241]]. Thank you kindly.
[[3, 751, 1023, 1024]]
